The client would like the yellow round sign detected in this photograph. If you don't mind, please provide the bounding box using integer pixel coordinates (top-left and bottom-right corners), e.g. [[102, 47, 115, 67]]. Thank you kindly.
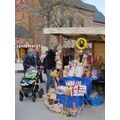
[[76, 37, 87, 50]]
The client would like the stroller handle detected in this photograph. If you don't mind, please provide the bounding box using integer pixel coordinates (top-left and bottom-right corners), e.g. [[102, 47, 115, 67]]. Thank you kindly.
[[24, 64, 41, 69]]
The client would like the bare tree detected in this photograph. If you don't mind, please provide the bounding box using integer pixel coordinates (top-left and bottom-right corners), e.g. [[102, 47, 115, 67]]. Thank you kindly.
[[37, 0, 78, 46], [15, 0, 79, 47], [37, 0, 78, 28]]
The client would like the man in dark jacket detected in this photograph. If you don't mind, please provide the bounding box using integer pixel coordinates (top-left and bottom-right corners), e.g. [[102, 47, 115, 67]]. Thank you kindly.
[[43, 49, 56, 93]]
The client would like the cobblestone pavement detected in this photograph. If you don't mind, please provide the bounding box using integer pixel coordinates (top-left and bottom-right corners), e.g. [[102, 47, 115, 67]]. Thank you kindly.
[[15, 73, 105, 120]]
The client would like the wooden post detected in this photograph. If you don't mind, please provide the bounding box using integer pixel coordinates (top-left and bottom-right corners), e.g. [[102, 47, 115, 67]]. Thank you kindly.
[[92, 42, 94, 64], [16, 48, 20, 62], [60, 34, 64, 77]]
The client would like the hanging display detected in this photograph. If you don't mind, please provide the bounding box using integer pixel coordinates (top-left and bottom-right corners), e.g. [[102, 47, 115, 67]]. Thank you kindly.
[[75, 37, 88, 50]]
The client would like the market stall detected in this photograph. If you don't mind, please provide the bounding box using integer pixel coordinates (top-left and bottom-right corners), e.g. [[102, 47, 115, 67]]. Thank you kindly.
[[43, 27, 105, 116], [15, 44, 48, 62]]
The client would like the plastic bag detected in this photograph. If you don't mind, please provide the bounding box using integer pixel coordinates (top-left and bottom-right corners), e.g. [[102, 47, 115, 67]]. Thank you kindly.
[[42, 72, 47, 81]]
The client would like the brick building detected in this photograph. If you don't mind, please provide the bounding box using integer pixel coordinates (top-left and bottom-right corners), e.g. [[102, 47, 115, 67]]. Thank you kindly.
[[15, 0, 105, 62]]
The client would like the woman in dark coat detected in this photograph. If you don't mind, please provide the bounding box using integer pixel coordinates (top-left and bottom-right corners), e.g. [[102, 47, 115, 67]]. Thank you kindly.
[[23, 48, 35, 72]]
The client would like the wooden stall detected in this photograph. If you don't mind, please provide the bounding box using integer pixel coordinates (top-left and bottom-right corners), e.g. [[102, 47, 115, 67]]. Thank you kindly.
[[43, 27, 105, 62]]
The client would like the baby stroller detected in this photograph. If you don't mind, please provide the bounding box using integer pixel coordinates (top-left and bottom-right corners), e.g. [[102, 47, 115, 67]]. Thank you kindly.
[[19, 66, 44, 102]]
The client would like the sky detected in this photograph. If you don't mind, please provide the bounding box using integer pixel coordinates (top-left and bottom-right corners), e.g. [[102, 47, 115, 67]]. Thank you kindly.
[[83, 0, 105, 15]]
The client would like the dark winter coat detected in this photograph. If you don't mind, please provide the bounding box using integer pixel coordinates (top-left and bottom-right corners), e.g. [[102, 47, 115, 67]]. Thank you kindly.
[[43, 49, 56, 70], [33, 52, 41, 67], [23, 51, 41, 71]]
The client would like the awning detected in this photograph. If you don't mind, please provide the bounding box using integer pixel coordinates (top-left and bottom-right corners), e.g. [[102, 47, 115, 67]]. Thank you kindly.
[[16, 44, 41, 48], [43, 27, 105, 35], [16, 44, 48, 54], [43, 27, 105, 42]]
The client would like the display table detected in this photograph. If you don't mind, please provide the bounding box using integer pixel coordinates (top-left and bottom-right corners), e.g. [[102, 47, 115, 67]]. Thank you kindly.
[[57, 76, 99, 108], [59, 76, 98, 95]]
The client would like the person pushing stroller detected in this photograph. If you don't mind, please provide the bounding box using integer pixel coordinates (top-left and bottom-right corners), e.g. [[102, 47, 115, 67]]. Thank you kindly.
[[19, 48, 44, 102], [23, 48, 45, 83]]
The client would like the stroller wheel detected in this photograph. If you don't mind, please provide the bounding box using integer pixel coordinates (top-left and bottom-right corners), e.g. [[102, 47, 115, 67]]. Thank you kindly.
[[19, 90, 24, 101], [24, 93, 29, 97], [19, 95, 23, 101], [32, 94, 36, 102], [38, 89, 44, 98], [40, 88, 44, 95], [34, 85, 39, 92], [38, 92, 42, 98]]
